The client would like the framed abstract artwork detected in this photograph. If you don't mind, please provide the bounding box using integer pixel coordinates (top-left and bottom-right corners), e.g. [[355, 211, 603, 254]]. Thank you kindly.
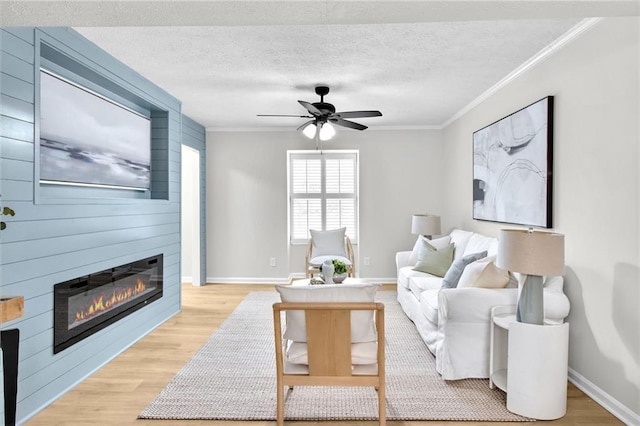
[[39, 69, 152, 191], [472, 96, 554, 228]]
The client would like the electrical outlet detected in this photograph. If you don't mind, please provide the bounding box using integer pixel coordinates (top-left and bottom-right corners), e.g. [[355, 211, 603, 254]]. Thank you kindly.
[[364, 257, 370, 266], [269, 257, 277, 267]]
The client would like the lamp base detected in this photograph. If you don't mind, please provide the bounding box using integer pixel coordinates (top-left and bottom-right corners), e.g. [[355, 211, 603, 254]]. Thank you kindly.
[[517, 274, 544, 325]]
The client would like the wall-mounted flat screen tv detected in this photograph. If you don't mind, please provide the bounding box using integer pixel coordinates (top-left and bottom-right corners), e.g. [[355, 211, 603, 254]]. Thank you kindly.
[[39, 69, 152, 190]]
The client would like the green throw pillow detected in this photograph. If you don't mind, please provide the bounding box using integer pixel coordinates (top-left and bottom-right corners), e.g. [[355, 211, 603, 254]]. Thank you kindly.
[[412, 241, 455, 277]]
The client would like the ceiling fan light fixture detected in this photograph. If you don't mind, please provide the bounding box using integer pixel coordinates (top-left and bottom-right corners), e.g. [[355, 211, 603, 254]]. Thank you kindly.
[[302, 122, 317, 139], [319, 122, 335, 141], [258, 86, 382, 136]]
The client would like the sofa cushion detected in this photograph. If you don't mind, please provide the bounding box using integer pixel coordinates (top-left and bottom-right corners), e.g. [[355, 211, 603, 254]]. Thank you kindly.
[[409, 275, 444, 300], [441, 250, 488, 289], [408, 235, 451, 266], [275, 283, 380, 342], [413, 242, 455, 277], [398, 266, 433, 290], [462, 233, 499, 258], [284, 361, 378, 376], [543, 275, 564, 292], [449, 229, 475, 259], [418, 289, 440, 325], [286, 341, 378, 365], [309, 255, 352, 267], [457, 257, 510, 288]]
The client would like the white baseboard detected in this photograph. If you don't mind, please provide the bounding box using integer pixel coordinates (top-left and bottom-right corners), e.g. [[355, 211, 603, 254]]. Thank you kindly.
[[569, 368, 639, 425], [181, 276, 205, 286]]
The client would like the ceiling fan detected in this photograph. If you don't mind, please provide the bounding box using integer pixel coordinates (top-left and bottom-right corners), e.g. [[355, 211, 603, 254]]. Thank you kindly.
[[258, 86, 382, 141]]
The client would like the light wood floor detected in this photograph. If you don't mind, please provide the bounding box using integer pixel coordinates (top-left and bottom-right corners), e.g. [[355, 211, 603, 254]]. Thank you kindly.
[[27, 283, 623, 425]]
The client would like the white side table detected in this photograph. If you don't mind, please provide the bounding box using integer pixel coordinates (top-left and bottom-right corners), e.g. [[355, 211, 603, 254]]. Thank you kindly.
[[490, 305, 570, 420]]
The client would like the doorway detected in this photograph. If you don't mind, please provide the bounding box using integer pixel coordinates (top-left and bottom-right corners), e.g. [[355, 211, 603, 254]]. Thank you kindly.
[[181, 145, 201, 286]]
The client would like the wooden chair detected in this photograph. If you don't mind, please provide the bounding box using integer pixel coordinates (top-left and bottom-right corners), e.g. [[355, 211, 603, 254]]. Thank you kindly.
[[272, 302, 385, 425], [305, 235, 356, 278]]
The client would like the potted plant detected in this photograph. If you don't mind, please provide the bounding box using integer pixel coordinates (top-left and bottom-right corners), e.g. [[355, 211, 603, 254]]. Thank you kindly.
[[1, 196, 15, 231], [331, 259, 348, 283]]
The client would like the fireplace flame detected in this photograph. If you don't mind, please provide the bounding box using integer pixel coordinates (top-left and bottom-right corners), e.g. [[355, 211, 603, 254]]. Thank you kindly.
[[74, 278, 147, 323]]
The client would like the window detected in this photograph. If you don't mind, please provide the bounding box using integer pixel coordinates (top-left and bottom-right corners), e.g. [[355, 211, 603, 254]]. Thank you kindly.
[[288, 151, 358, 244]]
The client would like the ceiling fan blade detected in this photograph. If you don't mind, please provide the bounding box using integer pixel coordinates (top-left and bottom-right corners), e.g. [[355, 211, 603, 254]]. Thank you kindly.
[[333, 110, 382, 119], [296, 119, 315, 131], [257, 114, 313, 118], [298, 100, 323, 117], [329, 118, 368, 131]]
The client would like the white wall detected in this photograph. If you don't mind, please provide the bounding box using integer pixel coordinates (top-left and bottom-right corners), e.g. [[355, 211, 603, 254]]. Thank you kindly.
[[205, 129, 443, 281], [441, 17, 639, 421]]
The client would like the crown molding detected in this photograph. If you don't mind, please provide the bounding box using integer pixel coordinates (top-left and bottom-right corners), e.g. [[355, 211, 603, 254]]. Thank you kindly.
[[441, 17, 603, 129]]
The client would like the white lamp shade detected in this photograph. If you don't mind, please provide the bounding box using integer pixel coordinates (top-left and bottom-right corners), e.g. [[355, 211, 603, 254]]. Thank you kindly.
[[319, 122, 335, 141], [302, 122, 316, 139], [497, 229, 565, 276], [411, 214, 441, 236]]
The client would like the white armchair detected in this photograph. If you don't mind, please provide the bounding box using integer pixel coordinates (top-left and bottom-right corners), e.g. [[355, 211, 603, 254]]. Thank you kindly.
[[305, 228, 355, 278]]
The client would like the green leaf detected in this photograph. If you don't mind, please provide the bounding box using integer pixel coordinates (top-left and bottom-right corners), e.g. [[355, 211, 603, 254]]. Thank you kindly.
[[2, 207, 15, 216], [1, 221, 6, 231]]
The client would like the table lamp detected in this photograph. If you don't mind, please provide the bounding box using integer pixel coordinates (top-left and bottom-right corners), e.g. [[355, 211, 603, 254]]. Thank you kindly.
[[496, 229, 565, 325], [411, 214, 441, 240]]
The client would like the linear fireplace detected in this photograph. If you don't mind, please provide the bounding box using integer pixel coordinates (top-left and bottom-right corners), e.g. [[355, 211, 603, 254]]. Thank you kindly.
[[53, 254, 163, 354]]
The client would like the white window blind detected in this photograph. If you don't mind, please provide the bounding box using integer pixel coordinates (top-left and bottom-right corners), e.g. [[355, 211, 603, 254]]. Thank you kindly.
[[289, 151, 358, 244]]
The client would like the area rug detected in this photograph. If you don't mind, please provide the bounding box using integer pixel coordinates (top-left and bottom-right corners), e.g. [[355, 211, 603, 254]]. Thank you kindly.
[[139, 291, 530, 421]]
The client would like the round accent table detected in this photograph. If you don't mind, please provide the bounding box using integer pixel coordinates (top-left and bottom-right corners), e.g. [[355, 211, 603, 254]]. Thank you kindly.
[[490, 305, 570, 420]]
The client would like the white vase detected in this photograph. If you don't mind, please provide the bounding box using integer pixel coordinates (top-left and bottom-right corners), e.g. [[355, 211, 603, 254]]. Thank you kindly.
[[321, 260, 334, 284]]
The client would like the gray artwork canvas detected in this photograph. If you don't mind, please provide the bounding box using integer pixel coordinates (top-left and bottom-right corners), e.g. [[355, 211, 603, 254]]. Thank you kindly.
[[473, 97, 553, 228], [39, 70, 151, 190]]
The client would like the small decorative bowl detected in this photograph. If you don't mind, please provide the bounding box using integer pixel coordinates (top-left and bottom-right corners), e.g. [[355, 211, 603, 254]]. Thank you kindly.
[[332, 274, 347, 283]]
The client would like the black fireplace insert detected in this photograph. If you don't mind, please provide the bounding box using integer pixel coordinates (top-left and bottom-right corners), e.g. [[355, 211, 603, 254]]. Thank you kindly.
[[53, 254, 163, 354]]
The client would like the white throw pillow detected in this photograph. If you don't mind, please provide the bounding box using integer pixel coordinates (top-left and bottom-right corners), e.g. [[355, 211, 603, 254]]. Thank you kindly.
[[275, 283, 380, 343], [457, 257, 510, 288], [408, 235, 451, 266], [310, 228, 347, 258]]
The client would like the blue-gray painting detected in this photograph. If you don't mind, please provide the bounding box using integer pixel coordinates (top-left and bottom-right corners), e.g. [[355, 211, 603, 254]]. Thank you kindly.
[[39, 70, 151, 190]]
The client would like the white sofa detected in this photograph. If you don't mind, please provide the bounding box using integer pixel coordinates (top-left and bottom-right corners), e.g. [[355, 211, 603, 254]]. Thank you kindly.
[[396, 228, 570, 380]]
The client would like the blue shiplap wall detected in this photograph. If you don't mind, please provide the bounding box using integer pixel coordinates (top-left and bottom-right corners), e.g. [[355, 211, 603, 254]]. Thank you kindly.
[[0, 27, 184, 423], [181, 115, 207, 284]]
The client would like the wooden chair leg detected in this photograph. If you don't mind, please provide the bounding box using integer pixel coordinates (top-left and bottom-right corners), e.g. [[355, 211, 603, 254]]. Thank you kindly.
[[378, 384, 386, 426], [277, 384, 284, 425]]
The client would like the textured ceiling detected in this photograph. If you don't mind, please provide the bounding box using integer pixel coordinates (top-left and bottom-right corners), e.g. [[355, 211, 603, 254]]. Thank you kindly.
[[3, 1, 637, 132], [75, 20, 583, 131]]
